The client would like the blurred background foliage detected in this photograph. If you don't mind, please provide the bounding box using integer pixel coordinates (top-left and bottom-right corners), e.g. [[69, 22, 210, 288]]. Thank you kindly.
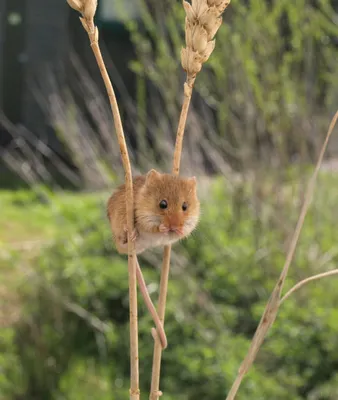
[[2, 173, 338, 400], [1, 0, 338, 399]]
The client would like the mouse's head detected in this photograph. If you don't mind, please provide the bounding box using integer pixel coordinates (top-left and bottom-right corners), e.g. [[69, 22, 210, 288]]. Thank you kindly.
[[136, 169, 200, 239]]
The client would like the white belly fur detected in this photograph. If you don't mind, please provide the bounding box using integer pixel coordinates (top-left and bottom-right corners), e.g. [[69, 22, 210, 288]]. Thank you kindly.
[[135, 231, 179, 253]]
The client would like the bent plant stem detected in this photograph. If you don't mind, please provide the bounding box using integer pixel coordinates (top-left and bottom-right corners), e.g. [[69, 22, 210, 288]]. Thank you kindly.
[[136, 257, 167, 349], [149, 77, 196, 400], [149, 245, 172, 400], [75, 17, 139, 399], [280, 269, 338, 304], [225, 110, 338, 400]]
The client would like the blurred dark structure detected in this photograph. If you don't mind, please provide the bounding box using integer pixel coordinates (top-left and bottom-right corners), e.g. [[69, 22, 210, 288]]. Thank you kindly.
[[0, 0, 135, 149]]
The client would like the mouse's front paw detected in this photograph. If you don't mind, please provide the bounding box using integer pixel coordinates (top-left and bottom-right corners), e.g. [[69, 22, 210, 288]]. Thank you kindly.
[[123, 225, 139, 242], [159, 224, 169, 234]]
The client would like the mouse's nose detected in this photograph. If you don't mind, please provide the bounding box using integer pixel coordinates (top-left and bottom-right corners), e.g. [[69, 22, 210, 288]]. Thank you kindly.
[[166, 215, 184, 235], [167, 215, 182, 228]]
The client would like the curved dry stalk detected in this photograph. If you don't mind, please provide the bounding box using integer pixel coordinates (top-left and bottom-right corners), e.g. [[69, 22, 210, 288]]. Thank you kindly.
[[136, 258, 167, 349], [149, 245, 172, 400], [280, 269, 338, 304], [66, 1, 139, 398], [149, 1, 231, 399], [225, 110, 338, 400]]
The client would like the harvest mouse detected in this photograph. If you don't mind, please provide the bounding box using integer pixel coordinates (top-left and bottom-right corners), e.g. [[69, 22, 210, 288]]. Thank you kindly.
[[107, 169, 200, 348]]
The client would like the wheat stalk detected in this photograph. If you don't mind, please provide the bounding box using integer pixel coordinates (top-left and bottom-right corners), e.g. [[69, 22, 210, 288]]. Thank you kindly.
[[66, 1, 140, 399], [149, 1, 231, 399], [225, 110, 338, 400]]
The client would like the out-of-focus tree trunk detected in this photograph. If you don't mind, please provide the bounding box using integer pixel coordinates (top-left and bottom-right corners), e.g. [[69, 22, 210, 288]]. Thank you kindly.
[[0, 0, 5, 111], [2, 0, 26, 126], [22, 0, 69, 149]]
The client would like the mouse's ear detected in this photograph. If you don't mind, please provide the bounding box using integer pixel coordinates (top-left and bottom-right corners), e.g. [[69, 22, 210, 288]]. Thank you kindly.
[[146, 169, 160, 183]]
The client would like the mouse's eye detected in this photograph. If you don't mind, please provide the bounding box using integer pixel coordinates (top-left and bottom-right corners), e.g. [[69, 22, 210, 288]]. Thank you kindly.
[[159, 200, 168, 209], [182, 202, 188, 211]]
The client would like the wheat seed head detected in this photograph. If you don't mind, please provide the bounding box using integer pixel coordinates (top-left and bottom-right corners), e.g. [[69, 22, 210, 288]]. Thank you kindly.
[[181, 0, 230, 77], [67, 0, 97, 21]]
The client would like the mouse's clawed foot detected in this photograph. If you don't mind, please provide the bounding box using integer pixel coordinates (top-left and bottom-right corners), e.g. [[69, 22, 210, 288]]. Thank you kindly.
[[159, 224, 169, 234], [130, 228, 139, 242], [123, 225, 139, 242]]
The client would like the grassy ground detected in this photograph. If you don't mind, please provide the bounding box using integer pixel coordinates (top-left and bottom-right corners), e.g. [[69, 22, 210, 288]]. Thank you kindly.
[[0, 192, 55, 245], [0, 189, 107, 246], [0, 188, 108, 329]]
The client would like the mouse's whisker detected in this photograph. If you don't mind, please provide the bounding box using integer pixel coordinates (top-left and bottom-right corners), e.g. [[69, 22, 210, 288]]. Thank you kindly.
[[183, 216, 199, 234], [136, 213, 161, 230]]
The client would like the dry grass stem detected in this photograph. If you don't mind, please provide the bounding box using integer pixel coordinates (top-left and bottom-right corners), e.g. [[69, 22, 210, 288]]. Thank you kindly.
[[136, 258, 167, 349], [66, 1, 139, 398], [149, 246, 172, 400], [225, 110, 338, 400], [280, 269, 338, 304], [149, 1, 231, 399]]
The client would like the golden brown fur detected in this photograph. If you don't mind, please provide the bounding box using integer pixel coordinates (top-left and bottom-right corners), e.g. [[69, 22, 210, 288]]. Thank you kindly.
[[107, 169, 200, 254], [107, 176, 147, 253]]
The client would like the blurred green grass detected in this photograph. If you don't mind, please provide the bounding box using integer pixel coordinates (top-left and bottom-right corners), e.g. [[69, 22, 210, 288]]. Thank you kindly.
[[0, 189, 108, 245]]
